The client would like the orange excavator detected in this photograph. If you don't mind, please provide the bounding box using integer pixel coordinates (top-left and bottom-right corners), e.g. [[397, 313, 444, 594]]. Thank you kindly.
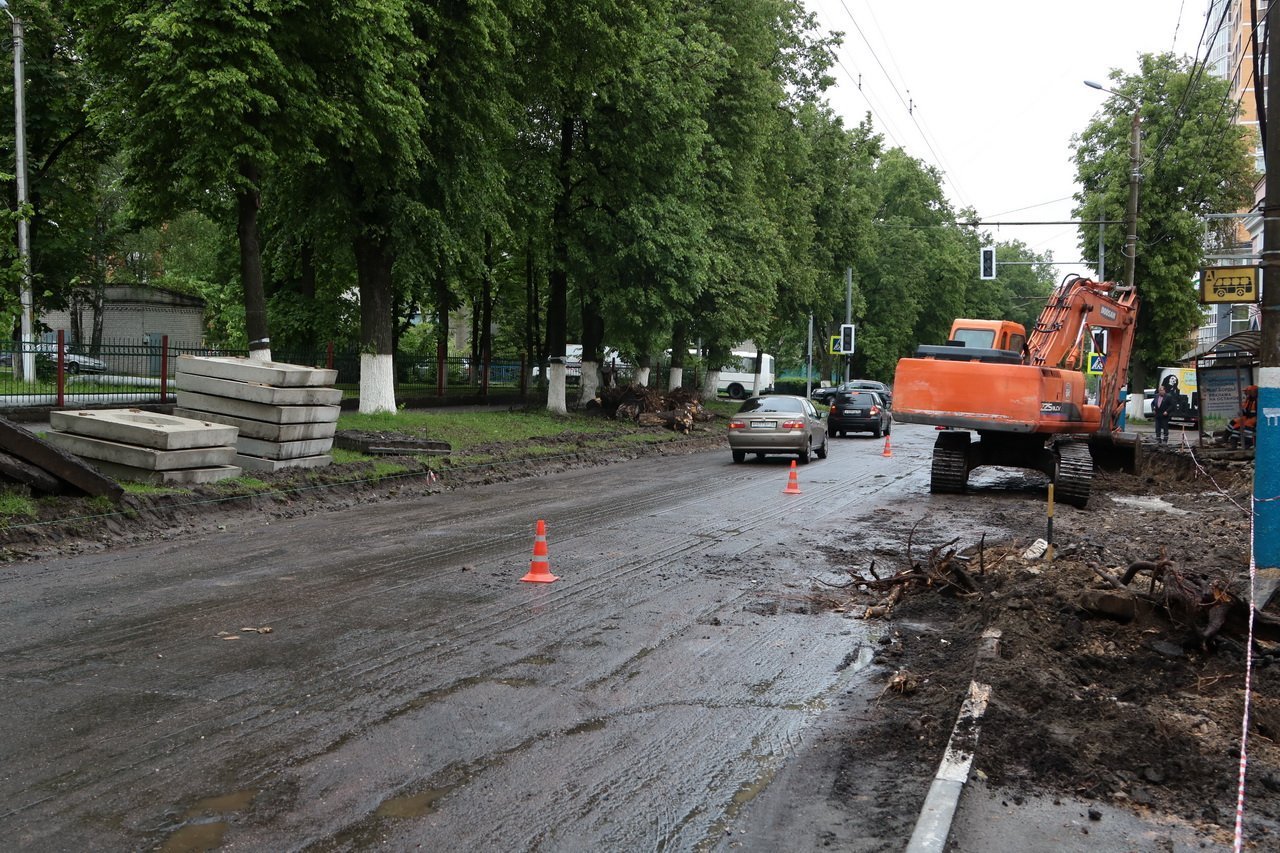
[[891, 276, 1139, 508]]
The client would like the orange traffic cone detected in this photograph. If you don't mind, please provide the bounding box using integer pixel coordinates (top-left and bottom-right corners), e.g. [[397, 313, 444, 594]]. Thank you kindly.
[[520, 519, 560, 583], [783, 460, 802, 495], [882, 434, 892, 457]]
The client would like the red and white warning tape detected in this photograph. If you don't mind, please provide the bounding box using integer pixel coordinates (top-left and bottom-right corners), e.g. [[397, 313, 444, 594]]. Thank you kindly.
[[1232, 508, 1257, 853]]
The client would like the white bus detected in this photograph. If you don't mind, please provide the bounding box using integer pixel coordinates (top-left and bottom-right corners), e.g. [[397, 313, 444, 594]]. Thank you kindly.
[[716, 350, 775, 399]]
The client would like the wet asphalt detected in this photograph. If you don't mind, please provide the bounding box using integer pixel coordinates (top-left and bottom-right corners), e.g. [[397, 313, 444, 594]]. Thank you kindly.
[[1, 422, 963, 850]]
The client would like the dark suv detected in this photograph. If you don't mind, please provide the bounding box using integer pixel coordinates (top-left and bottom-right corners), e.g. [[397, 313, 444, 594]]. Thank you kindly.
[[827, 390, 891, 438], [812, 379, 892, 408]]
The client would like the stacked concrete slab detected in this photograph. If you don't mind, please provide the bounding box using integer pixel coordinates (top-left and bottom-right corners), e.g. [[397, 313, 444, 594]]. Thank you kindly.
[[46, 410, 241, 485], [173, 356, 341, 472]]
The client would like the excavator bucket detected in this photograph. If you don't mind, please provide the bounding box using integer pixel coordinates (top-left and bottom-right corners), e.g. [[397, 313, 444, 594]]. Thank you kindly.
[[1088, 431, 1142, 474]]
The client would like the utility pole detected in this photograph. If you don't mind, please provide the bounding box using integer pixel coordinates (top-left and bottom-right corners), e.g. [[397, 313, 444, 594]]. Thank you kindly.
[[844, 267, 852, 382], [1257, 14, 1280, 590], [1123, 105, 1141, 291], [1, 0, 33, 382], [1121, 104, 1141, 290]]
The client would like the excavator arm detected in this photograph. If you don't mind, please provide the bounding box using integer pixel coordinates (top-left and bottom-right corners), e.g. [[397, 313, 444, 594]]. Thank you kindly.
[[1026, 277, 1139, 434]]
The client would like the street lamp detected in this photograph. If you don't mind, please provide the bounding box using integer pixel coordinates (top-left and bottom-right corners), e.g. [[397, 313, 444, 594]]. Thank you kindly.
[[1084, 80, 1141, 292], [0, 0, 33, 383]]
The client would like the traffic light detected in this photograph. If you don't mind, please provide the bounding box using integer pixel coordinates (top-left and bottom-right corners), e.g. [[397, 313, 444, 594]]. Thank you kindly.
[[840, 323, 856, 354], [980, 247, 996, 280]]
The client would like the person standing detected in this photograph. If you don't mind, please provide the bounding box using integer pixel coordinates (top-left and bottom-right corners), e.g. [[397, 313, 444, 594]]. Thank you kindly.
[[1152, 384, 1175, 443]]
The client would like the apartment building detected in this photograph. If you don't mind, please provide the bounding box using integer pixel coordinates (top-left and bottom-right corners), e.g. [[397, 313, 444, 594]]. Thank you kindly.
[[1198, 0, 1266, 351]]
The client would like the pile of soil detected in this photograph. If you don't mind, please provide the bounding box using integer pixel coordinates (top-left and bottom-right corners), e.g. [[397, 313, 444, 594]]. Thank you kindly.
[[818, 445, 1280, 845]]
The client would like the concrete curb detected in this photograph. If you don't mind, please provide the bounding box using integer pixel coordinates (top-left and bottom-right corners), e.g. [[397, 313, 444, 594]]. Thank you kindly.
[[905, 628, 1002, 853]]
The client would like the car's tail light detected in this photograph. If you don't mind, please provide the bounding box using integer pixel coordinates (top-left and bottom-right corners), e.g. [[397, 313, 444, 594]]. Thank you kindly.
[[829, 405, 837, 415], [728, 419, 746, 430], [870, 406, 881, 415], [781, 420, 806, 429]]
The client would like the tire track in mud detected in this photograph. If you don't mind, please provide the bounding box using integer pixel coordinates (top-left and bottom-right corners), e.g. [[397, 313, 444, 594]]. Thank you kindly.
[[0, 431, 938, 849]]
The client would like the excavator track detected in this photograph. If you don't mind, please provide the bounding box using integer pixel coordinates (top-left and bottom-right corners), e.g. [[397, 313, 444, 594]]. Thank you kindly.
[[1054, 441, 1094, 508], [930, 432, 971, 494]]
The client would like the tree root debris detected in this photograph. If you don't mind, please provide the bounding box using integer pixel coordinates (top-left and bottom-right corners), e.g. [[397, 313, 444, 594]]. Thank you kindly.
[[814, 523, 1011, 619], [586, 384, 716, 434]]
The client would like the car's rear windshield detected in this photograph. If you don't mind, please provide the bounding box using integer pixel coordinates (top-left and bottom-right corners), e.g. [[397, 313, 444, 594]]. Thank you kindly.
[[738, 396, 803, 414], [836, 392, 877, 405]]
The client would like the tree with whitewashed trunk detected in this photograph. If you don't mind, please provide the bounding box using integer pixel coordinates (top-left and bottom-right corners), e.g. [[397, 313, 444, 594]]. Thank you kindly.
[[579, 360, 601, 406], [702, 369, 719, 400], [546, 363, 568, 416]]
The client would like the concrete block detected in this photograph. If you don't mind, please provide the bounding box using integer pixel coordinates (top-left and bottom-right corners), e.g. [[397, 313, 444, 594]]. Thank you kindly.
[[172, 408, 337, 442], [176, 373, 343, 406], [46, 431, 237, 471], [176, 355, 338, 387], [237, 436, 335, 460], [175, 391, 341, 425], [235, 453, 332, 472], [51, 409, 238, 450], [88, 459, 243, 485]]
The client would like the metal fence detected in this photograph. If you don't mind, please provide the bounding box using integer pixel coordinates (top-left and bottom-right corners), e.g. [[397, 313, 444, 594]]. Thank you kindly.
[[0, 337, 693, 410]]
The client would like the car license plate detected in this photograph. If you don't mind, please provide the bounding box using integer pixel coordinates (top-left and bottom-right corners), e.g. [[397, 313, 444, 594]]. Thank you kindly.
[[750, 420, 772, 429], [844, 408, 864, 416]]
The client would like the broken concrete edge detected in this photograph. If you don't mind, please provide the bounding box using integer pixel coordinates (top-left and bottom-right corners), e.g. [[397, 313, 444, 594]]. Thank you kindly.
[[904, 679, 993, 853]]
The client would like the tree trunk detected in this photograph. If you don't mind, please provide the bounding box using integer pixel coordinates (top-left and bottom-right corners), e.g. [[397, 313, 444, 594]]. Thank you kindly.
[[668, 324, 688, 393], [579, 297, 604, 404], [545, 113, 574, 416], [479, 231, 494, 397], [90, 284, 104, 353], [435, 271, 451, 397], [702, 369, 719, 400], [237, 162, 271, 362], [354, 228, 396, 414], [525, 238, 542, 387]]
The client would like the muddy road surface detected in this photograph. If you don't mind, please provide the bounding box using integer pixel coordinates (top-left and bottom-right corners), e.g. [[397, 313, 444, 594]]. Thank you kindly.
[[1, 423, 1001, 851]]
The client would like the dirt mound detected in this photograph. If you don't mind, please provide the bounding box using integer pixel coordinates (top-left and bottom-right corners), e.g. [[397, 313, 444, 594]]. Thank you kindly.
[[817, 449, 1280, 844]]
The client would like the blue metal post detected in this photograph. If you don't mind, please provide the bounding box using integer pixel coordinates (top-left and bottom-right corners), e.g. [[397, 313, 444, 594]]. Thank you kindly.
[[1257, 368, 1279, 573]]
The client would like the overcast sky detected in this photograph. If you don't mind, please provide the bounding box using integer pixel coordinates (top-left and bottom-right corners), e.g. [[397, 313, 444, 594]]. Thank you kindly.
[[806, 0, 1207, 284]]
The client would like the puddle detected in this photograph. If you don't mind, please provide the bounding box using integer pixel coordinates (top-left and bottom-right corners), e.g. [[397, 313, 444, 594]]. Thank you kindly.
[[1110, 495, 1192, 515], [376, 780, 462, 819], [183, 790, 257, 817], [160, 821, 228, 852], [159, 789, 257, 852], [695, 756, 781, 851]]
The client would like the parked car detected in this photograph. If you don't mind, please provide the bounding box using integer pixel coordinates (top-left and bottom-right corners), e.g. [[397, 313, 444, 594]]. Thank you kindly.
[[812, 379, 892, 408], [33, 343, 108, 374], [827, 390, 892, 438], [1142, 388, 1155, 418], [727, 394, 828, 464]]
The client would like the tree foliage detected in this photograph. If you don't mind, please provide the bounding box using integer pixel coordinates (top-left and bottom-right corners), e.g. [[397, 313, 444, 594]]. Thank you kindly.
[[0, 2, 1119, 409], [1073, 52, 1256, 379]]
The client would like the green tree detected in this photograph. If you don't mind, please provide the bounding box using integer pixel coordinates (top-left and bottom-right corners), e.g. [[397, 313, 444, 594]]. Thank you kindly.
[[1, 0, 107, 346], [852, 149, 967, 381], [1073, 52, 1256, 388], [74, 0, 318, 361]]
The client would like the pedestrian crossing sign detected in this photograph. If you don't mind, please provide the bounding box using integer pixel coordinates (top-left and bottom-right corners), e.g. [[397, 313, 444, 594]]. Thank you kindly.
[[1086, 352, 1105, 376]]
